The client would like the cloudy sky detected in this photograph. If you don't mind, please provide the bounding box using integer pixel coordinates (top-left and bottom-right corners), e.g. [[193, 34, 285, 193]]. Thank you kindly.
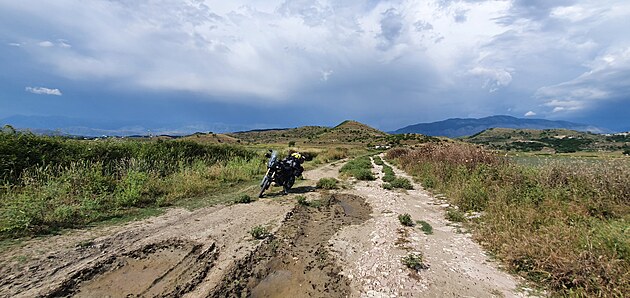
[[1, 0, 629, 133]]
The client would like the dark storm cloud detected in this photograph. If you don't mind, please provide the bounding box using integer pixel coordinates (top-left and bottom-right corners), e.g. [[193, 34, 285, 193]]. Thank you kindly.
[[1, 0, 629, 132]]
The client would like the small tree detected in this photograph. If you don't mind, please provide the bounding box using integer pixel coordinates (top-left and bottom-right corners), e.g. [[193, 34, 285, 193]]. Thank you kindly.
[[288, 140, 296, 147]]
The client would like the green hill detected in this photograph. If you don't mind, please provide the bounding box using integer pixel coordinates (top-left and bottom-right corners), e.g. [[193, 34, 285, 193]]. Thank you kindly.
[[464, 128, 630, 153]]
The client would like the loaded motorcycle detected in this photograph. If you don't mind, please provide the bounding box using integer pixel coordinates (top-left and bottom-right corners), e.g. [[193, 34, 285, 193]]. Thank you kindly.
[[258, 150, 297, 198]]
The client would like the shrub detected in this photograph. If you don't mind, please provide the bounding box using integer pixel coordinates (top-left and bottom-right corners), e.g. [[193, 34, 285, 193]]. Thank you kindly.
[[372, 156, 385, 166], [446, 208, 466, 222], [296, 195, 308, 206], [416, 220, 433, 235], [235, 194, 252, 204], [382, 183, 393, 190], [353, 169, 375, 181], [249, 225, 271, 239], [390, 177, 413, 190], [422, 176, 436, 188], [398, 213, 414, 226], [316, 178, 338, 189], [382, 174, 395, 183], [288, 141, 296, 147], [401, 252, 428, 271]]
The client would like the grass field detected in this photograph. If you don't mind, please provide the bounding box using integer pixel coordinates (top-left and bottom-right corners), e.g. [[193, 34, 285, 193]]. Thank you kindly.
[[387, 144, 629, 297], [0, 131, 267, 239]]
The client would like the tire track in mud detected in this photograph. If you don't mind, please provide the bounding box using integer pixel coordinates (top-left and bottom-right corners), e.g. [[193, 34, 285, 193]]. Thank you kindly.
[[45, 239, 218, 297], [211, 193, 372, 298]]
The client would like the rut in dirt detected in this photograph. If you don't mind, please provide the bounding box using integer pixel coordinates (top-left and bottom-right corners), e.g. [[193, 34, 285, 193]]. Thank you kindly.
[[45, 239, 218, 297], [212, 193, 372, 298]]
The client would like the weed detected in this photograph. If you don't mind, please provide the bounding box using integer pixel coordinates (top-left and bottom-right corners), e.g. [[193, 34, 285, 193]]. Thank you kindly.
[[390, 177, 413, 190], [372, 156, 385, 166], [316, 178, 338, 189], [77, 239, 95, 248], [340, 156, 375, 180], [296, 195, 308, 206], [446, 208, 466, 222], [401, 252, 428, 271], [398, 213, 414, 226], [416, 220, 433, 235], [353, 169, 376, 181], [235, 194, 253, 204], [249, 225, 271, 239], [382, 183, 393, 190]]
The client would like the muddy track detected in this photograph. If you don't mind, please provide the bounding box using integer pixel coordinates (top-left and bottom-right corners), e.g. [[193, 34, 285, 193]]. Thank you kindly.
[[211, 194, 372, 297], [45, 239, 217, 297]]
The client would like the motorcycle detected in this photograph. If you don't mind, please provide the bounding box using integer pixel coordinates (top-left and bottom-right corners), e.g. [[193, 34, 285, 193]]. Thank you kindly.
[[258, 150, 296, 198]]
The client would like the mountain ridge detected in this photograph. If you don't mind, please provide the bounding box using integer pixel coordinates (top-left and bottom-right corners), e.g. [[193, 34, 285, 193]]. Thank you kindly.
[[392, 115, 607, 138]]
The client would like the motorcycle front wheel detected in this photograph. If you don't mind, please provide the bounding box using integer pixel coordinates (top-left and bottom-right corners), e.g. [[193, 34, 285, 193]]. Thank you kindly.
[[259, 176, 271, 198]]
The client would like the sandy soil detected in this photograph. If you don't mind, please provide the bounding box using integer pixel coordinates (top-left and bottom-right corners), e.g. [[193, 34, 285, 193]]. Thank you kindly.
[[0, 157, 536, 297]]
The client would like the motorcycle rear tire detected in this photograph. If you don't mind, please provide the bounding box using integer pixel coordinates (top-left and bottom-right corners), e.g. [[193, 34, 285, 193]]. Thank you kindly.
[[283, 176, 296, 195]]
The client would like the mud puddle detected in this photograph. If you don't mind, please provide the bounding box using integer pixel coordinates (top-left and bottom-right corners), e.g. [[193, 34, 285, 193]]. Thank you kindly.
[[47, 239, 217, 297], [212, 193, 371, 297]]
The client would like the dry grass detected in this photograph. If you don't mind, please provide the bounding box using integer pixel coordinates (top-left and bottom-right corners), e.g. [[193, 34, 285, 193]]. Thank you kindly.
[[389, 143, 630, 297]]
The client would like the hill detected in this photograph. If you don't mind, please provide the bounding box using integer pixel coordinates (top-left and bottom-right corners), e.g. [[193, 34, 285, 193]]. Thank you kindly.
[[228, 126, 330, 144], [313, 120, 388, 144], [180, 132, 242, 144], [393, 115, 605, 138], [229, 120, 398, 146], [463, 128, 630, 153]]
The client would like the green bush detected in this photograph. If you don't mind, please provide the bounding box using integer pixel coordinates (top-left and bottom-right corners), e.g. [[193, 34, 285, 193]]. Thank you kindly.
[[416, 220, 433, 235], [398, 213, 414, 226], [249, 225, 271, 239], [316, 178, 338, 189], [372, 156, 385, 166], [382, 183, 393, 190], [382, 173, 396, 183], [296, 195, 308, 206], [339, 156, 376, 181], [446, 208, 466, 222], [390, 177, 413, 190], [401, 252, 428, 271], [353, 169, 375, 181], [235, 194, 253, 204]]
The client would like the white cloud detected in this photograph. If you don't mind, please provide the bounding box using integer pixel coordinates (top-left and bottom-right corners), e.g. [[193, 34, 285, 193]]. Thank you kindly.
[[536, 46, 630, 113], [58, 39, 71, 48], [38, 41, 54, 47], [524, 111, 536, 117], [25, 86, 62, 96], [8, 42, 21, 47], [320, 69, 333, 81], [468, 66, 513, 92]]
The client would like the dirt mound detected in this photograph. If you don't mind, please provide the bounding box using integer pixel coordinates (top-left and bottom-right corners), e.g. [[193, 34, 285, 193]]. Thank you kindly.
[[211, 193, 371, 297], [46, 239, 217, 297]]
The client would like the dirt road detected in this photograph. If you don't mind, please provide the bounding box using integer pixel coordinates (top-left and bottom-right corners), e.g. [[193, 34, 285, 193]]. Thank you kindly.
[[0, 157, 535, 297]]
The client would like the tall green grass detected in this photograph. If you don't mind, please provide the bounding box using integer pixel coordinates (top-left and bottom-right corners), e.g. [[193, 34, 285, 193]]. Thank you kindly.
[[0, 132, 265, 239], [388, 144, 630, 297]]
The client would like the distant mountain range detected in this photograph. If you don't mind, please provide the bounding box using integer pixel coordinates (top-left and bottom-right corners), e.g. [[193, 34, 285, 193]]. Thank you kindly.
[[1, 114, 614, 139], [0, 115, 253, 137], [392, 115, 607, 138]]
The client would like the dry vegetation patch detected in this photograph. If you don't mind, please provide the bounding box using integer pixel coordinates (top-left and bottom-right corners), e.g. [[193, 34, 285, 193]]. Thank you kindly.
[[388, 143, 630, 297]]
